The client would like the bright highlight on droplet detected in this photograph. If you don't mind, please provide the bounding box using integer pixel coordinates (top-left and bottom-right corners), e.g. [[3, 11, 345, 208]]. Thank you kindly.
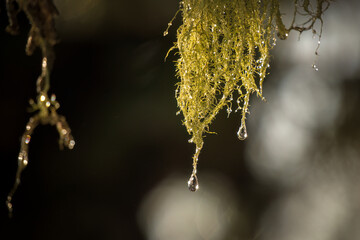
[[50, 94, 56, 102], [40, 95, 46, 101], [42, 57, 47, 68], [25, 135, 31, 144], [312, 64, 319, 71], [69, 140, 75, 149]]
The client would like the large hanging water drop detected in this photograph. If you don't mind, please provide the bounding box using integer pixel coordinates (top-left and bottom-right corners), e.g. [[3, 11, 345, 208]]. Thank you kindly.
[[187, 173, 199, 192], [237, 123, 248, 140]]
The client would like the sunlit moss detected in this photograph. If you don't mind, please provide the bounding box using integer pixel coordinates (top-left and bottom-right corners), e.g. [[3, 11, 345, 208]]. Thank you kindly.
[[166, 0, 331, 190], [169, 0, 276, 177]]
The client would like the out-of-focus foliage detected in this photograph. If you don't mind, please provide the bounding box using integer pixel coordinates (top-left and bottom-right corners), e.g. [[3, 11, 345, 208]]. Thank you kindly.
[[5, 0, 74, 216]]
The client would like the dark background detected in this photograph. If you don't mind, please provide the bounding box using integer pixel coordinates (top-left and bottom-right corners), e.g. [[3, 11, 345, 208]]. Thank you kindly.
[[1, 1, 360, 239]]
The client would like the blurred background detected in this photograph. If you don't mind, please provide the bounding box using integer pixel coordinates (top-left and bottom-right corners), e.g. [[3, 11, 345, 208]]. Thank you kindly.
[[1, 0, 360, 239]]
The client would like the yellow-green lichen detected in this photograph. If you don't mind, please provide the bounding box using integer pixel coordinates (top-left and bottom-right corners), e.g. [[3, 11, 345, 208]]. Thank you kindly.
[[166, 0, 331, 191], [170, 0, 277, 180]]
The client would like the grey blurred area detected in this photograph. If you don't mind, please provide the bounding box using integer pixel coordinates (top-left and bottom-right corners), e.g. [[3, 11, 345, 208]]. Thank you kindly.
[[247, 1, 360, 239], [0, 0, 360, 240]]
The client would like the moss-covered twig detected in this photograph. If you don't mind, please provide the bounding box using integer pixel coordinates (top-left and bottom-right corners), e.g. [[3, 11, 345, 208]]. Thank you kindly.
[[5, 0, 74, 217]]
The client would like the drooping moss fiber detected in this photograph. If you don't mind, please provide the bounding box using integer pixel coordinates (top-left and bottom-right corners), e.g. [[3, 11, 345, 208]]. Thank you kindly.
[[170, 0, 278, 173], [167, 0, 331, 182]]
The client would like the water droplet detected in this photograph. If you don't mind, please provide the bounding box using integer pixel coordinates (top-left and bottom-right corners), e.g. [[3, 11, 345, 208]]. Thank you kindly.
[[45, 101, 51, 107], [26, 125, 31, 131], [18, 151, 28, 165], [25, 135, 31, 144], [277, 31, 288, 40], [226, 108, 232, 115], [68, 140, 75, 149], [312, 64, 319, 71], [237, 123, 248, 140], [42, 57, 48, 69], [61, 129, 67, 135], [6, 197, 13, 218], [7, 200, 12, 210], [163, 31, 168, 36], [40, 95, 46, 102], [51, 94, 56, 102], [188, 174, 199, 192]]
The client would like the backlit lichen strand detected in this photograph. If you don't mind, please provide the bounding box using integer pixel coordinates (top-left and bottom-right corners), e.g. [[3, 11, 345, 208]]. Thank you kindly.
[[172, 0, 276, 180], [167, 0, 331, 191]]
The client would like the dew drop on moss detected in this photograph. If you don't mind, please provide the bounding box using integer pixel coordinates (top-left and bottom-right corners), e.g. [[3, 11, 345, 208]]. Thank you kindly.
[[237, 123, 248, 140], [188, 173, 199, 192], [312, 64, 319, 71]]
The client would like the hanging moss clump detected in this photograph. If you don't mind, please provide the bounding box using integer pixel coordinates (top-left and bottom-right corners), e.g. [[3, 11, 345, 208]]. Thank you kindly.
[[165, 0, 331, 191]]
